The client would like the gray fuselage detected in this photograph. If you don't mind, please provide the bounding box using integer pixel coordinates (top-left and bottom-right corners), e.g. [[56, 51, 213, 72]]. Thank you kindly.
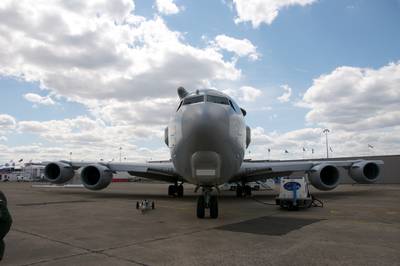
[[168, 89, 248, 186]]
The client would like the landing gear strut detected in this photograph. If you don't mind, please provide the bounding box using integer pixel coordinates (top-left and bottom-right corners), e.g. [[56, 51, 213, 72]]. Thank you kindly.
[[168, 182, 184, 197], [236, 184, 252, 197], [196, 187, 218, 219]]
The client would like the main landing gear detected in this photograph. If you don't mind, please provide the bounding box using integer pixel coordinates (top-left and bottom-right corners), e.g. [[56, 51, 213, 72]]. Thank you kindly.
[[196, 187, 218, 219], [168, 182, 184, 197], [236, 184, 252, 197]]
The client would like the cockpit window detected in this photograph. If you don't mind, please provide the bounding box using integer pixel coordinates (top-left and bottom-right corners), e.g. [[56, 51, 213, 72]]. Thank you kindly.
[[206, 95, 229, 105], [176, 101, 183, 111], [229, 100, 236, 111], [183, 95, 204, 105]]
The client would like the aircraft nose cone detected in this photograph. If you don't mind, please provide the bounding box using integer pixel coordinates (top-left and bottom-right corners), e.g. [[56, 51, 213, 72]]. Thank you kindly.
[[182, 104, 229, 148]]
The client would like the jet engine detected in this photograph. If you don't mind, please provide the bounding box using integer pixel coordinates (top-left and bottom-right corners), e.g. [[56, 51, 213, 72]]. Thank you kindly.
[[80, 164, 113, 190], [308, 164, 340, 191], [349, 161, 380, 184], [44, 162, 75, 184]]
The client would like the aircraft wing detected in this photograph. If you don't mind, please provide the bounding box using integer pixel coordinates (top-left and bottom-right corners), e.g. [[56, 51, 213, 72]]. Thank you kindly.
[[105, 161, 181, 183], [231, 159, 384, 188], [48, 160, 182, 184]]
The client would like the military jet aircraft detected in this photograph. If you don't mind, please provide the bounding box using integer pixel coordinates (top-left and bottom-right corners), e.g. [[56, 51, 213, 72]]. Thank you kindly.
[[43, 87, 383, 218]]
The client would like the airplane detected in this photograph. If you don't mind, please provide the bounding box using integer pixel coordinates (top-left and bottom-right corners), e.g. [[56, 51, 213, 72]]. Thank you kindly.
[[43, 87, 383, 219]]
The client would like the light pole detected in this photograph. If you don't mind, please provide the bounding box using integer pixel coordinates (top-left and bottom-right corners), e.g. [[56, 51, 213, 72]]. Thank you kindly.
[[119, 147, 122, 162], [323, 129, 330, 159], [69, 152, 72, 162]]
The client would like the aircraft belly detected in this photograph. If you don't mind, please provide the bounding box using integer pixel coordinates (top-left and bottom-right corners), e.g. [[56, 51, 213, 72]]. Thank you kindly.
[[172, 136, 242, 185]]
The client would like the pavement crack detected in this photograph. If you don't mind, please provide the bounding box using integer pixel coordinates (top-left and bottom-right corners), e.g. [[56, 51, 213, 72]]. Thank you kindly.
[[13, 228, 91, 252], [97, 227, 212, 253], [12, 228, 148, 266], [18, 252, 90, 266]]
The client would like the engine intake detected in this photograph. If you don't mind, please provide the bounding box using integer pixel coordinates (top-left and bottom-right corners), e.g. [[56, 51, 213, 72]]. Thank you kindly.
[[308, 164, 340, 191], [44, 162, 75, 184], [80, 164, 113, 190], [349, 161, 380, 184]]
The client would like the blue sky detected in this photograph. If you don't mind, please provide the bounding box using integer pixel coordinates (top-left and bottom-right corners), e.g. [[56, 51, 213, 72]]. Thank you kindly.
[[0, 0, 399, 163]]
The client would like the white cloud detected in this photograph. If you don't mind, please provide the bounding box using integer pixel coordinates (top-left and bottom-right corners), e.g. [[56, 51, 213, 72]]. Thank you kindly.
[[302, 62, 400, 131], [248, 126, 400, 160], [24, 93, 55, 106], [214, 35, 260, 60], [89, 97, 177, 126], [0, 136, 7, 141], [0, 0, 245, 162], [223, 86, 262, 102], [0, 114, 16, 132], [244, 62, 400, 160], [155, 0, 181, 15], [13, 115, 168, 162], [231, 0, 317, 27], [239, 86, 262, 102], [277, 84, 292, 103], [0, 1, 240, 103]]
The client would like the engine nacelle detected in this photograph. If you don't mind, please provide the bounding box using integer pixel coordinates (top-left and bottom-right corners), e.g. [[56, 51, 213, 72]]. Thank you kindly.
[[80, 164, 113, 190], [308, 164, 340, 191], [44, 162, 75, 184], [349, 161, 380, 184]]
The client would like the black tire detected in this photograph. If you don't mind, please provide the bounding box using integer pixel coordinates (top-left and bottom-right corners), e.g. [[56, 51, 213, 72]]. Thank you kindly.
[[244, 185, 252, 196], [209, 196, 218, 219], [177, 185, 184, 197], [168, 185, 176, 196], [197, 196, 205, 218], [136, 201, 139, 209], [152, 202, 155, 209], [236, 186, 243, 197]]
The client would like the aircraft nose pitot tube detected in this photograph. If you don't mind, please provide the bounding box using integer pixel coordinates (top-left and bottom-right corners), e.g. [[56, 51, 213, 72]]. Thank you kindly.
[[349, 161, 380, 184], [308, 164, 340, 191], [44, 162, 75, 184], [80, 164, 113, 190]]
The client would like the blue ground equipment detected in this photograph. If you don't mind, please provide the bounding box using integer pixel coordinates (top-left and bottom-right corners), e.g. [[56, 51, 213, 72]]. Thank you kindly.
[[275, 176, 312, 210]]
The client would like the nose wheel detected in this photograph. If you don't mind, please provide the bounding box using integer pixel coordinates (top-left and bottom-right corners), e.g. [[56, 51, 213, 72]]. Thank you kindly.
[[196, 187, 218, 219]]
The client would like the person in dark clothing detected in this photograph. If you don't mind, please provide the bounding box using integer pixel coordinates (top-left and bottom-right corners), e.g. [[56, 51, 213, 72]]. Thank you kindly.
[[0, 191, 12, 261]]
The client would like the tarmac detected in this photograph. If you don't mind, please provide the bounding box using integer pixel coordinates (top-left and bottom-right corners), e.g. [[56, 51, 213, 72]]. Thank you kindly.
[[1, 182, 399, 266]]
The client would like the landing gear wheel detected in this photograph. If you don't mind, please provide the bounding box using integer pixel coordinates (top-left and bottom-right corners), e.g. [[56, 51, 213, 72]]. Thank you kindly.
[[151, 201, 155, 209], [0, 192, 7, 206], [177, 185, 184, 197], [197, 196, 205, 218], [209, 196, 218, 219], [168, 185, 176, 196], [236, 186, 243, 197], [136, 201, 139, 209], [244, 185, 252, 196]]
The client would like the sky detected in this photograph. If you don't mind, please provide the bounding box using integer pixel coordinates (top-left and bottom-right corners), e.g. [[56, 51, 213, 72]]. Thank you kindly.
[[0, 0, 399, 164]]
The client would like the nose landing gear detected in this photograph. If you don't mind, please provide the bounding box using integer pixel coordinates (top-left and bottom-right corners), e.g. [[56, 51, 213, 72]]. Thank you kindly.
[[196, 187, 218, 219]]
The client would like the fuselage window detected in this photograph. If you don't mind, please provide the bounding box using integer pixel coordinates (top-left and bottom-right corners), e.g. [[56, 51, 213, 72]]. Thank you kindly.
[[183, 95, 204, 105], [206, 95, 229, 105]]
